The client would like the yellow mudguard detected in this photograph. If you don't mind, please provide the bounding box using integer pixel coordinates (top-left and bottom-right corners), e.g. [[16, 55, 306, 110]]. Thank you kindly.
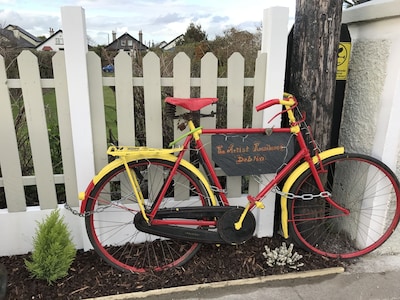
[[280, 147, 345, 238], [85, 147, 217, 206]]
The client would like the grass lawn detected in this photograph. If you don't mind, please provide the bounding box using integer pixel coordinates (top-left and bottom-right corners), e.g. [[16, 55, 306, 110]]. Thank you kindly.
[[42, 86, 118, 142]]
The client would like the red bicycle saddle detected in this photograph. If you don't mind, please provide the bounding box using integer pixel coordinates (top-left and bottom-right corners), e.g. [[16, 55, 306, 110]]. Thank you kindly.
[[165, 97, 218, 111]]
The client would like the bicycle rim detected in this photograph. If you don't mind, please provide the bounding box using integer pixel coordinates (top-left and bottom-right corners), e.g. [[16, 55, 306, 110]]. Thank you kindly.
[[289, 153, 400, 258], [84, 158, 211, 272]]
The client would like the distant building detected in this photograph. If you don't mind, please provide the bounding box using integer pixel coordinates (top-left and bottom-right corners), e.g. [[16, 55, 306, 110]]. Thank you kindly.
[[160, 34, 184, 51], [36, 29, 64, 51], [105, 31, 148, 53], [157, 41, 168, 49], [0, 24, 41, 49]]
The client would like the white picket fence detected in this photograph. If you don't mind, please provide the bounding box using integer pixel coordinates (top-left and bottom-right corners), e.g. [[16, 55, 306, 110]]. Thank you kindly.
[[0, 6, 289, 255], [1, 49, 272, 207]]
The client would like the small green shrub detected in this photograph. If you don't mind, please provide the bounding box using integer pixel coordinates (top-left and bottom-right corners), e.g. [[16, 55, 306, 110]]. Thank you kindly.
[[25, 209, 76, 284]]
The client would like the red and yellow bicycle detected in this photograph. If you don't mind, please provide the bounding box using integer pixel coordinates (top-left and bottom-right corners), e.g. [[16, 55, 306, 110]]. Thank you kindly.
[[78, 93, 400, 272]]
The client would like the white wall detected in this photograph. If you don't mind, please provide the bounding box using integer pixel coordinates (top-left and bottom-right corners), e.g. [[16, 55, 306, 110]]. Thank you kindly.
[[0, 205, 84, 256], [341, 0, 400, 254]]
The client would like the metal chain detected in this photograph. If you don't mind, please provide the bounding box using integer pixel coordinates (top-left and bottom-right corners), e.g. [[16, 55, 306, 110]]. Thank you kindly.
[[64, 202, 112, 217], [272, 187, 331, 201], [64, 203, 87, 217]]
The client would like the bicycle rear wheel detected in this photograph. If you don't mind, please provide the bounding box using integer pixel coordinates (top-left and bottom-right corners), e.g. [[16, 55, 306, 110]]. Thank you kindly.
[[288, 153, 400, 258], [84, 158, 211, 272]]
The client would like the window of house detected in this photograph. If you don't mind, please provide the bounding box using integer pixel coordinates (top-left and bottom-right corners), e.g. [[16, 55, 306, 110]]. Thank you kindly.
[[121, 39, 126, 46], [128, 40, 133, 47], [55, 38, 64, 45]]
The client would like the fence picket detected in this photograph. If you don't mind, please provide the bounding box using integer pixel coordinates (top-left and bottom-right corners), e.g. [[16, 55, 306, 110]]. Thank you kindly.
[[143, 52, 163, 148], [52, 52, 79, 207], [200, 53, 218, 163], [173, 53, 191, 201], [87, 52, 109, 172], [173, 52, 191, 98], [0, 55, 26, 212], [115, 52, 135, 145], [248, 53, 268, 197], [17, 51, 57, 209], [226, 52, 245, 198]]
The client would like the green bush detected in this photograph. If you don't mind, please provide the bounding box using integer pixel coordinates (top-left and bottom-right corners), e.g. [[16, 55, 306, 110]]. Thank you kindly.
[[25, 209, 76, 284]]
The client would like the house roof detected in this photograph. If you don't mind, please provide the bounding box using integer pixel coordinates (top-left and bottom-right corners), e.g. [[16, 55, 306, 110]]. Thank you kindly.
[[105, 32, 148, 51], [161, 34, 184, 50], [5, 24, 42, 43], [0, 28, 36, 48]]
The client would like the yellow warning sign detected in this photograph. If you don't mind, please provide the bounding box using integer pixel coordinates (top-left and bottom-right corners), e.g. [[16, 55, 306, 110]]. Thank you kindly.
[[336, 42, 351, 80]]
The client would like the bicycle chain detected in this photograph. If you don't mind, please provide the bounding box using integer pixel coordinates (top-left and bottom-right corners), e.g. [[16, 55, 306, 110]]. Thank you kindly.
[[272, 187, 331, 200]]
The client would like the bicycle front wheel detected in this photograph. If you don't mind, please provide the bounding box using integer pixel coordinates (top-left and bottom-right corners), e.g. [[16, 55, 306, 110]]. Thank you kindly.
[[288, 153, 400, 259], [84, 158, 211, 272]]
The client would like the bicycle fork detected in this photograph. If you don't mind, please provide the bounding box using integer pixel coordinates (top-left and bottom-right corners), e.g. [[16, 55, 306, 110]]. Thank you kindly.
[[306, 156, 351, 215]]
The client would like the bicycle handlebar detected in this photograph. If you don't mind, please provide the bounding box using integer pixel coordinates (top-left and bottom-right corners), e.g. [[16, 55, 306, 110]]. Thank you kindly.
[[256, 93, 297, 112], [255, 93, 299, 128]]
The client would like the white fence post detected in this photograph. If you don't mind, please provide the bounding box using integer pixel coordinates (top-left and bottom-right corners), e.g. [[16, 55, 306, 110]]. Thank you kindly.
[[261, 6, 289, 125], [61, 7, 95, 193], [61, 6, 95, 251], [255, 6, 289, 237]]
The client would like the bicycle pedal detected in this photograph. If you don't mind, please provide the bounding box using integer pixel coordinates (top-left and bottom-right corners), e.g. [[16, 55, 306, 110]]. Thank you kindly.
[[255, 201, 265, 209]]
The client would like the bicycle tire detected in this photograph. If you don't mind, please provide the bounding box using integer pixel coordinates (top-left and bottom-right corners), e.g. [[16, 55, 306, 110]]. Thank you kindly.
[[288, 153, 400, 259], [84, 158, 211, 272]]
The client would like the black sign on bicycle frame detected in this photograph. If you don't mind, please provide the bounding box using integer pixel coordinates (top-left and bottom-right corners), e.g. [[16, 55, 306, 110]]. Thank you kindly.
[[211, 133, 295, 176]]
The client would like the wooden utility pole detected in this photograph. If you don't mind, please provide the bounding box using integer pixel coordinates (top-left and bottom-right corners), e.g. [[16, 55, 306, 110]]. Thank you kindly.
[[286, 0, 343, 150]]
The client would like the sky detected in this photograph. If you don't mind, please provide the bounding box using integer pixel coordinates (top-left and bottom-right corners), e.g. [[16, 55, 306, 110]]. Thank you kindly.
[[0, 0, 295, 46]]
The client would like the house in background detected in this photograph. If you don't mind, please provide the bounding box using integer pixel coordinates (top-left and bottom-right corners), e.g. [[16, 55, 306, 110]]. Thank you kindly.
[[157, 40, 167, 49], [160, 34, 184, 51], [105, 30, 148, 53], [36, 28, 64, 51], [0, 24, 41, 49], [4, 24, 42, 47]]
